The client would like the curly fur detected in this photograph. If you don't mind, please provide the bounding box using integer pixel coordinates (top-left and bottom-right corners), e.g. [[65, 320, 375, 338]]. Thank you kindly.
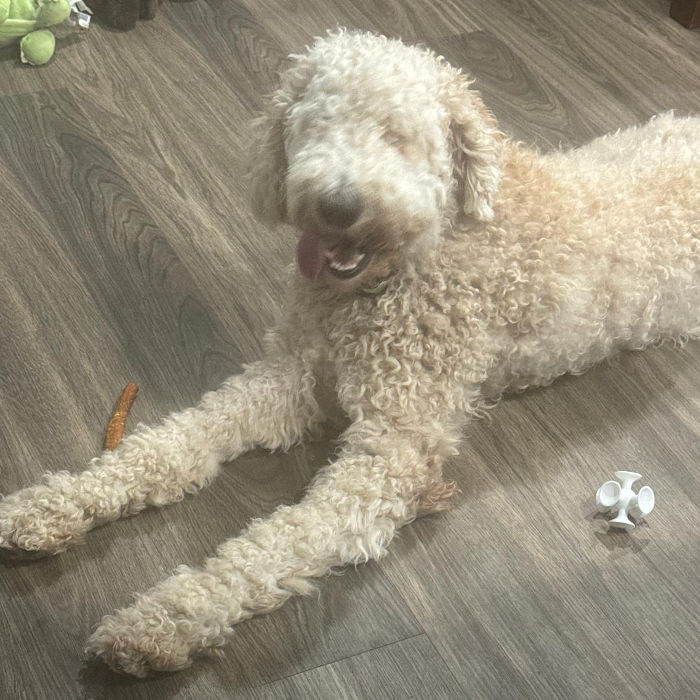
[[1, 31, 699, 677]]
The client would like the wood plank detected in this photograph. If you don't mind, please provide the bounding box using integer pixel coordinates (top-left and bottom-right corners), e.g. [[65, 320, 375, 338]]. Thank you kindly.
[[58, 12, 291, 353], [0, 88, 237, 475], [429, 31, 603, 149], [524, 0, 700, 113], [250, 635, 463, 700], [420, 0, 700, 126]]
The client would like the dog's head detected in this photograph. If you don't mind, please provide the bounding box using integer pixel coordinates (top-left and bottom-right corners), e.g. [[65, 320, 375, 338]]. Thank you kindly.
[[249, 31, 502, 291]]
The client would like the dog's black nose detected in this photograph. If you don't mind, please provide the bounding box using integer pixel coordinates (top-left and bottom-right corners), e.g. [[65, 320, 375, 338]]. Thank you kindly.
[[317, 187, 363, 229]]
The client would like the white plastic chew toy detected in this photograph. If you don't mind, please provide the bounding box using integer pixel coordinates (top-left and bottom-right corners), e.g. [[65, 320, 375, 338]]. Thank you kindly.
[[595, 471, 655, 530]]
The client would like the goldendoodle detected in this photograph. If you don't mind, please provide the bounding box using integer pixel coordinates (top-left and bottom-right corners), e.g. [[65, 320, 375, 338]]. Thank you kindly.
[[1, 30, 699, 676]]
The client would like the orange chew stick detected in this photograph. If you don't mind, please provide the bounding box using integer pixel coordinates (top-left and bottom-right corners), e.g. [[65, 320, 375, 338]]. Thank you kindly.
[[104, 383, 139, 451]]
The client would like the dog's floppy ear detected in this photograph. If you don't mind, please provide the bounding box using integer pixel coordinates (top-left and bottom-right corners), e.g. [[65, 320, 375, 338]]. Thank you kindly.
[[248, 93, 291, 225], [442, 68, 503, 223], [248, 56, 316, 225]]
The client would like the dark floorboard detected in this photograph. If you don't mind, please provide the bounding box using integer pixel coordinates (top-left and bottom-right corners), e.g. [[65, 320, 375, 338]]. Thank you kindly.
[[1, 1, 699, 699], [249, 635, 464, 700]]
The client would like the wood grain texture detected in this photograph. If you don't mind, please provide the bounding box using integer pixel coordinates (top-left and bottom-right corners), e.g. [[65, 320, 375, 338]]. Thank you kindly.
[[0, 88, 236, 472], [250, 635, 463, 700], [430, 31, 601, 150], [0, 0, 699, 698]]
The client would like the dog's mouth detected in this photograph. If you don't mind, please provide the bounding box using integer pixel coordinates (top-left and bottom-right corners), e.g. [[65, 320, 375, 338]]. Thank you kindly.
[[296, 230, 371, 281], [325, 246, 371, 279]]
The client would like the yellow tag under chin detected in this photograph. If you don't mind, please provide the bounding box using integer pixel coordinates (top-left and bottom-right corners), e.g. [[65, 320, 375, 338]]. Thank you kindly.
[[361, 279, 390, 296]]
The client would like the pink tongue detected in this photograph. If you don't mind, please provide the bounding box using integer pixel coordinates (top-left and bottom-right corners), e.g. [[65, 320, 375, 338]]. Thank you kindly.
[[296, 230, 328, 281]]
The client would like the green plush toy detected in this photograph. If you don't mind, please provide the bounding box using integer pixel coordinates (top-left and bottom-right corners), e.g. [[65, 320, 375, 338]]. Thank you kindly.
[[0, 0, 91, 65]]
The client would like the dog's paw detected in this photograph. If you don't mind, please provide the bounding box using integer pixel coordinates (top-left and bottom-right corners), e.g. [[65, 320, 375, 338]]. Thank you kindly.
[[86, 601, 196, 678], [87, 568, 232, 676], [0, 474, 93, 556]]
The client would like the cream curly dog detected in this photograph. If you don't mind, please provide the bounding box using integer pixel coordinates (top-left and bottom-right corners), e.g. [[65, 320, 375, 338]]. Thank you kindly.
[[2, 31, 699, 676]]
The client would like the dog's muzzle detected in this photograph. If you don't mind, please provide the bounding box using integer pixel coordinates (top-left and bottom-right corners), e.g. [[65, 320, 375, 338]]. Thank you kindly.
[[317, 186, 364, 229]]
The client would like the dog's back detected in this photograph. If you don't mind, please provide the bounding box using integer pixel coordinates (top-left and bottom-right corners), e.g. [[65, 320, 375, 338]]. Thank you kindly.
[[464, 113, 700, 394]]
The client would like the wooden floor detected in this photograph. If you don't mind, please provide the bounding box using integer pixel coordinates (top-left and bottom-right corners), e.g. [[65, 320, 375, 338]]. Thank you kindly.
[[1, 1, 699, 698]]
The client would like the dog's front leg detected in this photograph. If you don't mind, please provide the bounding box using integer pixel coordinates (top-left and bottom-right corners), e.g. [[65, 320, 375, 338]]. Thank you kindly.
[[86, 420, 452, 677], [0, 356, 320, 556]]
